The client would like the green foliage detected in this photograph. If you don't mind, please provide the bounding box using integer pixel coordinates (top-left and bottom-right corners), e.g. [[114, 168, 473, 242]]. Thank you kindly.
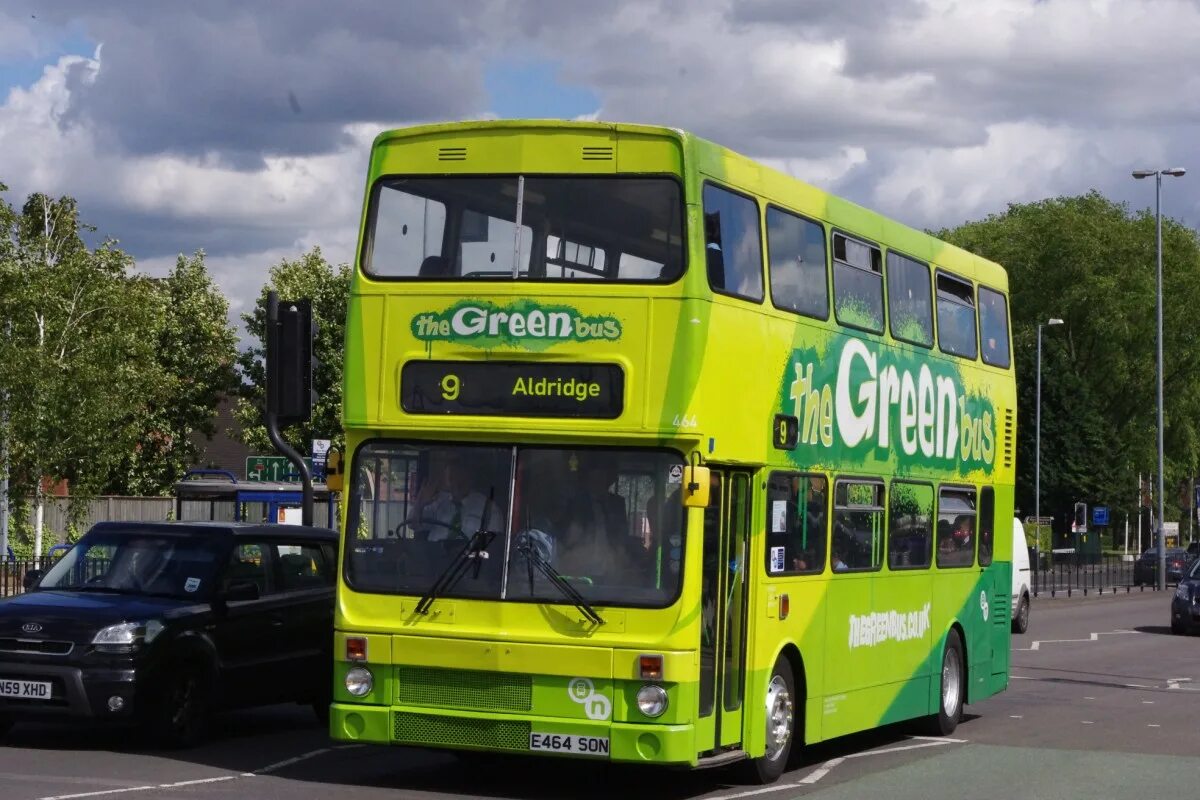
[[937, 192, 1200, 530], [107, 252, 240, 495], [0, 191, 164, 506], [235, 247, 349, 455]]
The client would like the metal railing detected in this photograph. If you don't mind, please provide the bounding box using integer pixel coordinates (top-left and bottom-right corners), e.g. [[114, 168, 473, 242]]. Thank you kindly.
[[1031, 552, 1174, 597], [0, 557, 55, 598]]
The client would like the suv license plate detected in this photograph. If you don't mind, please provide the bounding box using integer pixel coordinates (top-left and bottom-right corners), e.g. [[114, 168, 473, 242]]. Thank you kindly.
[[0, 679, 53, 700], [529, 732, 609, 757]]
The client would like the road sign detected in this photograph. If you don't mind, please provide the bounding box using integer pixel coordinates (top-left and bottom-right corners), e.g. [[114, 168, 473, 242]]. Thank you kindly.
[[245, 455, 313, 483], [311, 439, 331, 482], [1163, 521, 1179, 547], [1091, 505, 1109, 526]]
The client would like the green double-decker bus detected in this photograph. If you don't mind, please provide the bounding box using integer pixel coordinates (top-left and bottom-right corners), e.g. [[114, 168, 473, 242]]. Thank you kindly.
[[329, 120, 1015, 782]]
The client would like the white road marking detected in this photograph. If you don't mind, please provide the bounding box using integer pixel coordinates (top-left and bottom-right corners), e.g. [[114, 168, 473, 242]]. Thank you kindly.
[[797, 757, 845, 784], [35, 745, 347, 800], [1081, 721, 1094, 725], [714, 737, 965, 797], [1148, 724, 1162, 728], [1084, 696, 1096, 700], [1009, 715, 1023, 719], [1013, 629, 1136, 652]]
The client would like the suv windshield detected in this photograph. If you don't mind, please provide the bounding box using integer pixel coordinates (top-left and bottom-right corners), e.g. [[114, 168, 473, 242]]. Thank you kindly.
[[364, 176, 685, 282], [38, 531, 225, 600], [346, 442, 685, 608]]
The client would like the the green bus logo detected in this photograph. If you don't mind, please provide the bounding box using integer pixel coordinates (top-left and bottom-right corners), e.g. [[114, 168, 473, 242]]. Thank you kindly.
[[785, 338, 997, 472], [412, 300, 621, 348]]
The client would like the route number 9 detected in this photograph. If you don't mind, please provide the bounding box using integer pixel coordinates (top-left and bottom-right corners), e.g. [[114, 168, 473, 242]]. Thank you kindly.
[[440, 373, 461, 401]]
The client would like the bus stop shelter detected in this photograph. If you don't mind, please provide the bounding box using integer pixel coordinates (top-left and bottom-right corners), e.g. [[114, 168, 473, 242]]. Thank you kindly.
[[174, 470, 337, 528]]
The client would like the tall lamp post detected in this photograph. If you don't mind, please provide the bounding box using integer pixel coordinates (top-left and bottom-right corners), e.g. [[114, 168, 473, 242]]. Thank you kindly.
[[1036, 318, 1063, 576], [1133, 166, 1187, 591]]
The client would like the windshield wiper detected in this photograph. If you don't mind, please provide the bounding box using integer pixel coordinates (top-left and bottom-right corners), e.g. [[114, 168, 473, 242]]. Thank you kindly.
[[516, 539, 605, 626], [415, 489, 498, 615]]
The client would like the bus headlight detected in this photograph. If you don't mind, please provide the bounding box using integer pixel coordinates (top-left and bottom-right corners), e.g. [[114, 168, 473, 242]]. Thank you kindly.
[[345, 667, 374, 697], [636, 685, 668, 718]]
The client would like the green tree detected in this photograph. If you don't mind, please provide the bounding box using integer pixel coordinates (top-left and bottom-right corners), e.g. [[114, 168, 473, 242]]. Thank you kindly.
[[937, 192, 1200, 536], [106, 251, 240, 495], [0, 190, 165, 553], [235, 247, 349, 456]]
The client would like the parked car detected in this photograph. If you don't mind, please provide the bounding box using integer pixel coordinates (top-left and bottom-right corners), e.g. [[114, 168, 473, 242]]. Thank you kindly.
[[1132, 546, 1191, 586], [1170, 557, 1200, 634], [1011, 518, 1031, 634], [0, 521, 337, 746]]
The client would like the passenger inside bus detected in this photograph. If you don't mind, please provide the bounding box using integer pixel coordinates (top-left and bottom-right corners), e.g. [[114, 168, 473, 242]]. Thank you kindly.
[[409, 454, 501, 541]]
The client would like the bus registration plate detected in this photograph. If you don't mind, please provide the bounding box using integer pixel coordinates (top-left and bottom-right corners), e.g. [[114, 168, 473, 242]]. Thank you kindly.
[[529, 732, 609, 757]]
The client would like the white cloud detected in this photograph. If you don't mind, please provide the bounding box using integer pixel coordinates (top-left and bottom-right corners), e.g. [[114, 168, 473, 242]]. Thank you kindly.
[[2, 0, 1200, 328]]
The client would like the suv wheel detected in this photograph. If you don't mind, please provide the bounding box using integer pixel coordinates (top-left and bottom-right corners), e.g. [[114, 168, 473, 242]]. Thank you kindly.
[[146, 660, 212, 748]]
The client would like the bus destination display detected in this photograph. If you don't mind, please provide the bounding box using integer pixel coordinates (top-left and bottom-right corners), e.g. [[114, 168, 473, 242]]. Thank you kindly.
[[401, 361, 624, 418]]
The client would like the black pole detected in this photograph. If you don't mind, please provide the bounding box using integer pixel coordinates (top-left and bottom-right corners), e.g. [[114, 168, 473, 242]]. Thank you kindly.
[[266, 292, 314, 526]]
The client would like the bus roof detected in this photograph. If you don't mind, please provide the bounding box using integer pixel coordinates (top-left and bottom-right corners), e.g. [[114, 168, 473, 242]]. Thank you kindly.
[[369, 119, 1006, 292]]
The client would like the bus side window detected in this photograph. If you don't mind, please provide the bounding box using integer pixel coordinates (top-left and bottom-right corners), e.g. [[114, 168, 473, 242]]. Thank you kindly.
[[702, 183, 764, 302], [765, 472, 827, 576], [888, 481, 933, 569], [833, 480, 885, 571]]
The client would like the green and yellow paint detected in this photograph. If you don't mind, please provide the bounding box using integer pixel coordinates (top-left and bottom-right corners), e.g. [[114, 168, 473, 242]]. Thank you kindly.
[[332, 120, 1015, 768]]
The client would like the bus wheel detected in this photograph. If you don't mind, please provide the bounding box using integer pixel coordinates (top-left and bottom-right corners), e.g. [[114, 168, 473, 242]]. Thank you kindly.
[[924, 630, 964, 736], [743, 656, 794, 784]]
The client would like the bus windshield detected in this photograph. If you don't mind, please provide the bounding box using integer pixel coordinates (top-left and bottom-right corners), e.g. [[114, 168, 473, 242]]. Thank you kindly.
[[345, 442, 685, 608], [364, 176, 685, 282]]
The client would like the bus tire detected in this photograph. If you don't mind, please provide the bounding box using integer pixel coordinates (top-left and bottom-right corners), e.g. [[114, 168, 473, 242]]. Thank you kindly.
[[924, 629, 964, 736], [743, 656, 795, 784], [1011, 593, 1030, 634]]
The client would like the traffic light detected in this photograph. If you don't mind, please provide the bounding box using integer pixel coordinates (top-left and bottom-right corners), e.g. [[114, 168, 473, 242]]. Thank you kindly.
[[267, 297, 318, 425], [1073, 502, 1087, 532]]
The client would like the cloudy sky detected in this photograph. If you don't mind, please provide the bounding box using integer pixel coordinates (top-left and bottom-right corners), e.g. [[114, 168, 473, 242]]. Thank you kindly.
[[2, 0, 1199, 337]]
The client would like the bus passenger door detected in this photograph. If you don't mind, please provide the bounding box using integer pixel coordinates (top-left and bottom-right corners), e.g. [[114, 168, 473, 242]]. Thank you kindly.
[[696, 469, 753, 756]]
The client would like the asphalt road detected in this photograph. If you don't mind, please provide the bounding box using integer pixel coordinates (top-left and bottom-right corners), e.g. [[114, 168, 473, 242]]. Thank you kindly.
[[1, 589, 1196, 800]]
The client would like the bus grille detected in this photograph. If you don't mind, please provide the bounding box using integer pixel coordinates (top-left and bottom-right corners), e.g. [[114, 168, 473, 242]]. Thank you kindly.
[[396, 666, 533, 712], [393, 711, 530, 751], [1002, 408, 1015, 469], [991, 592, 1010, 624]]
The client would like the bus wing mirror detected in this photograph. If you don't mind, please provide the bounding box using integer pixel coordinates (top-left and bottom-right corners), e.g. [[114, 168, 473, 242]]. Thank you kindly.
[[682, 465, 710, 508], [325, 449, 344, 492]]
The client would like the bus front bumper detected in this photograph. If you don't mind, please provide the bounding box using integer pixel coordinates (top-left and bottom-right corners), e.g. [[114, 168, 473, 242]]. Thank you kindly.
[[330, 702, 696, 765]]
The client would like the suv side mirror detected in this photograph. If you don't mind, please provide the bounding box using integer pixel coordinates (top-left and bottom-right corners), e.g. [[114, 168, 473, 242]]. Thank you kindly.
[[23, 569, 44, 592], [224, 581, 260, 602]]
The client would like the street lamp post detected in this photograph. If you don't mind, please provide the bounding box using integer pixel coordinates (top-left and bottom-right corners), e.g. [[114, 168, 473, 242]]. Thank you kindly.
[[1036, 318, 1063, 579], [1133, 166, 1187, 591]]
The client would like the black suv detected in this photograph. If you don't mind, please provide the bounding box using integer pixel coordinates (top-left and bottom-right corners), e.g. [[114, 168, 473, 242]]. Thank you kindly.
[[0, 521, 337, 746]]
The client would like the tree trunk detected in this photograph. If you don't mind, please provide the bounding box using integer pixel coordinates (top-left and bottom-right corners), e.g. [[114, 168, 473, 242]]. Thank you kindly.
[[34, 484, 44, 557]]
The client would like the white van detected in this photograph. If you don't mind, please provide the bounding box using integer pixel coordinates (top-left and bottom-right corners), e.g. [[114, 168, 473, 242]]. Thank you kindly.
[[1011, 517, 1031, 633]]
